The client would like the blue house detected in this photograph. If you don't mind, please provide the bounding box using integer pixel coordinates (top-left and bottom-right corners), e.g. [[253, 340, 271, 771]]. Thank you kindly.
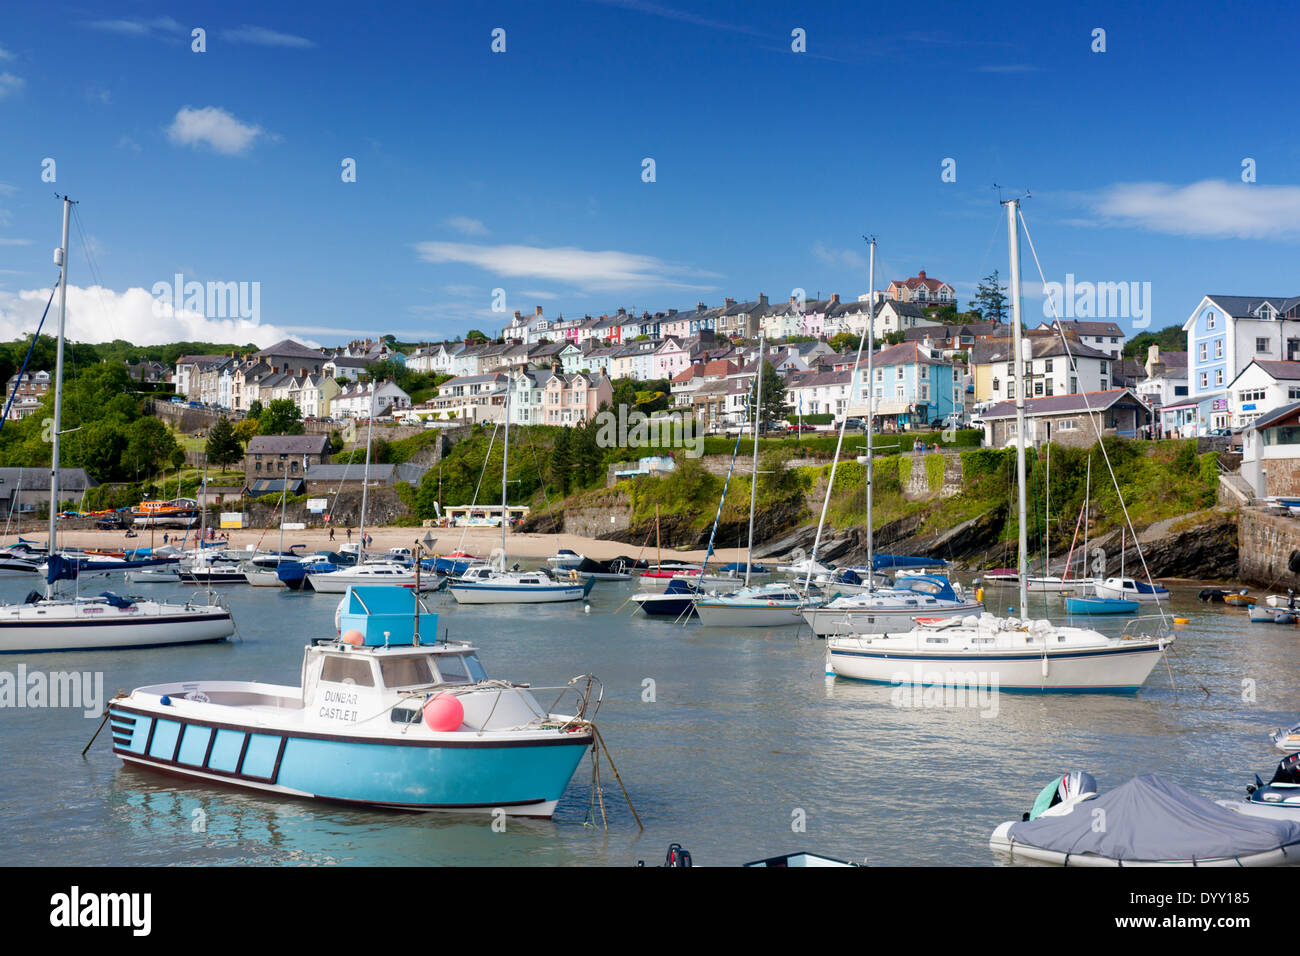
[[1183, 294, 1300, 434], [850, 342, 961, 428]]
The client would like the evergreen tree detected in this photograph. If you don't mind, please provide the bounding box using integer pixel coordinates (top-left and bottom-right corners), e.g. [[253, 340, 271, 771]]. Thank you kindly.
[[971, 270, 1009, 323], [747, 360, 787, 430], [550, 427, 572, 496], [205, 417, 243, 468]]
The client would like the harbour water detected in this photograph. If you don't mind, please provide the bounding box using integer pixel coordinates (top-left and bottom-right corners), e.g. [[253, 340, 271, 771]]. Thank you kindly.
[[2, 575, 1295, 866]]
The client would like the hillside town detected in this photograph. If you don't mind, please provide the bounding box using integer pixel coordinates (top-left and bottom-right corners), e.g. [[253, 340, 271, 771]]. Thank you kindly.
[[104, 275, 1291, 501]]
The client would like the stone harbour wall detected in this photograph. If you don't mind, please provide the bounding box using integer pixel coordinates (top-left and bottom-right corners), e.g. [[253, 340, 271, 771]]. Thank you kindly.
[[1238, 509, 1300, 589]]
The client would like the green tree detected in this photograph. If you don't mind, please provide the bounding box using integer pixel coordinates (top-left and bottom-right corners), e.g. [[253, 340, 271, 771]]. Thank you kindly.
[[123, 417, 183, 481], [258, 398, 304, 435], [246, 399, 263, 419], [747, 360, 787, 430], [205, 416, 243, 468], [971, 270, 1009, 323], [550, 427, 572, 496]]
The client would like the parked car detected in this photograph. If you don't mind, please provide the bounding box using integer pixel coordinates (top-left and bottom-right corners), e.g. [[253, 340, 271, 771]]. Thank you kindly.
[[843, 418, 866, 431], [785, 423, 816, 433]]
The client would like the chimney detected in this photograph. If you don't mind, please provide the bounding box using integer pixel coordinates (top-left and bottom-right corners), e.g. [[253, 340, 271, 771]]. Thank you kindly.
[[697, 301, 706, 311], [535, 306, 543, 315], [918, 269, 927, 279], [513, 310, 522, 319], [725, 297, 736, 307], [758, 293, 768, 306], [830, 293, 840, 305]]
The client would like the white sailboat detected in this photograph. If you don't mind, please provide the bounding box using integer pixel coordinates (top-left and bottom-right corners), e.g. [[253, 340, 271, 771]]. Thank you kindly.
[[802, 238, 981, 637], [696, 333, 815, 627], [0, 197, 234, 653], [826, 199, 1170, 691], [448, 377, 594, 605]]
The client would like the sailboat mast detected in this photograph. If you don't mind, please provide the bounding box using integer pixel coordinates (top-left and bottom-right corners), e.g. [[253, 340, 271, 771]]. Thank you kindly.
[[501, 373, 510, 562], [744, 333, 765, 586], [866, 238, 876, 588], [1045, 442, 1051, 577], [1006, 198, 1029, 617], [47, 197, 71, 583], [359, 388, 373, 560]]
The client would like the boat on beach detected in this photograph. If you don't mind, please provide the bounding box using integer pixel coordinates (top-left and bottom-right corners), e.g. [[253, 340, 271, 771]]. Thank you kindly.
[[107, 585, 596, 816]]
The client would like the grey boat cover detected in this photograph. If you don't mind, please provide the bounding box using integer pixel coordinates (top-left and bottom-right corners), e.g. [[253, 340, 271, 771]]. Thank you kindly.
[[1006, 774, 1300, 862]]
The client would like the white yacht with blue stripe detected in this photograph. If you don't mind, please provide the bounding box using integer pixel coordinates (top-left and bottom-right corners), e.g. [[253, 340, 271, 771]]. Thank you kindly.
[[108, 586, 595, 816]]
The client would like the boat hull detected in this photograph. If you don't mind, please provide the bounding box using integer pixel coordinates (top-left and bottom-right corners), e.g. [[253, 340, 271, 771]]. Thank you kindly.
[[826, 640, 1166, 692], [694, 602, 805, 627], [989, 821, 1297, 866], [0, 609, 233, 653], [108, 703, 590, 816], [1065, 597, 1139, 615], [449, 583, 590, 604]]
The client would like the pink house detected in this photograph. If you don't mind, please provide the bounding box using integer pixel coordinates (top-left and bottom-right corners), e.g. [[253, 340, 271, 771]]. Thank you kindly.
[[542, 372, 613, 425]]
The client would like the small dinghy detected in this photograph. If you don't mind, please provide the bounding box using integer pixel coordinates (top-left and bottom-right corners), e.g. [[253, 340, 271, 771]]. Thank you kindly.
[[638, 843, 858, 867], [1218, 753, 1300, 821], [1270, 718, 1300, 753], [990, 772, 1300, 866], [1249, 604, 1295, 624], [1065, 596, 1138, 615], [629, 577, 699, 618], [1198, 587, 1245, 603]]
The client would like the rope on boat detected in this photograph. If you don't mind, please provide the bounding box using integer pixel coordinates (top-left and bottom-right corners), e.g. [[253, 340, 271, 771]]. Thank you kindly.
[[81, 690, 127, 755], [590, 722, 642, 832]]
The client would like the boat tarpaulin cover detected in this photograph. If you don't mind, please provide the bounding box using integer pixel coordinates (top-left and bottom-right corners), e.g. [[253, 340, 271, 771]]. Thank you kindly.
[[1007, 774, 1300, 862], [46, 554, 78, 584]]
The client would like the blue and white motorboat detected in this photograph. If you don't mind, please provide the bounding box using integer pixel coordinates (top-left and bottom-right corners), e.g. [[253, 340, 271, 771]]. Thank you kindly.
[[107, 586, 596, 817], [1270, 717, 1300, 753], [449, 565, 595, 605], [546, 549, 585, 569], [1219, 753, 1300, 821], [1249, 604, 1296, 624], [629, 577, 699, 618], [1064, 596, 1139, 615], [1091, 577, 1170, 603]]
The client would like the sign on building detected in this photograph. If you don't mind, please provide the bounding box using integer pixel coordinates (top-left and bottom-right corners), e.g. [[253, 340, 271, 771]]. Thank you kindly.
[[219, 512, 246, 529], [306, 498, 328, 513]]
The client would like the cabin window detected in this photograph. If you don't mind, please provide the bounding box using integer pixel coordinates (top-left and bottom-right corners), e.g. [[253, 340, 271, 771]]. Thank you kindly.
[[320, 655, 374, 687], [435, 655, 472, 684], [380, 656, 434, 688]]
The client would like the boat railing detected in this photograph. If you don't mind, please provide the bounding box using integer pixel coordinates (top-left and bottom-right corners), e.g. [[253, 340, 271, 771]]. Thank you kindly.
[[1120, 613, 1175, 640], [543, 673, 604, 729]]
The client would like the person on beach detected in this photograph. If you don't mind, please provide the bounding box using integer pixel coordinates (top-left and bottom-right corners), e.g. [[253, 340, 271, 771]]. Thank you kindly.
[[346, 528, 352, 542], [329, 527, 335, 542]]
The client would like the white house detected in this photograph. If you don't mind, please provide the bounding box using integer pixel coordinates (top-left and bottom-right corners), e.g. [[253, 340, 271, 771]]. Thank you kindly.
[[1240, 400, 1300, 497], [873, 301, 940, 339], [1226, 360, 1300, 431]]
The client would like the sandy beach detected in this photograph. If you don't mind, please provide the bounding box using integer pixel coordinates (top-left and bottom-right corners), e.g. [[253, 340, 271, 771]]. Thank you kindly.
[[46, 526, 750, 565]]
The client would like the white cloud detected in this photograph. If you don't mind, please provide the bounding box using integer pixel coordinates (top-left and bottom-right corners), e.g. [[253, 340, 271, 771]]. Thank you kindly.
[[812, 240, 866, 271], [0, 283, 308, 347], [83, 17, 183, 38], [0, 184, 16, 196], [519, 290, 559, 300], [413, 241, 718, 291], [117, 135, 141, 152], [0, 72, 25, 98], [87, 87, 112, 105], [1085, 179, 1300, 239], [443, 216, 489, 236], [167, 106, 265, 156], [0, 46, 14, 61], [0, 238, 31, 246], [221, 26, 316, 48]]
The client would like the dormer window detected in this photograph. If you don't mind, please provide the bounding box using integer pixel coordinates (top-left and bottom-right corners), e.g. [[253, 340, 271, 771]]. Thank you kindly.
[[1258, 304, 1276, 320]]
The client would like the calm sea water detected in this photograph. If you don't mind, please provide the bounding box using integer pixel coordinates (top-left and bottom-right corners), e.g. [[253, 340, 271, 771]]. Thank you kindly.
[[1, 574, 1295, 867]]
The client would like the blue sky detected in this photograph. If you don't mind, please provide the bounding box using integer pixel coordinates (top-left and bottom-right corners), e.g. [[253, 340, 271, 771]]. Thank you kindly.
[[1, 1, 1299, 348]]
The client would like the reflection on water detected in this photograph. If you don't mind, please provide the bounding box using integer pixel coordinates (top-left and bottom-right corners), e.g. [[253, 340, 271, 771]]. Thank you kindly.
[[1, 575, 1294, 866]]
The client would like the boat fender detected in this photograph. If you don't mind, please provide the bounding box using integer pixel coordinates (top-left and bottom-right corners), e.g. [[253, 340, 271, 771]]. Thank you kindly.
[[423, 693, 464, 732], [160, 696, 171, 706], [569, 569, 578, 583]]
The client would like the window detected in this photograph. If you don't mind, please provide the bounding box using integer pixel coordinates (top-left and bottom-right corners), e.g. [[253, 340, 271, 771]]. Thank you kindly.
[[896, 386, 905, 399], [1200, 373, 1208, 389], [1215, 340, 1223, 359], [434, 654, 471, 684], [1045, 359, 1053, 372], [1111, 336, 1118, 343], [1046, 380, 1054, 396], [320, 655, 375, 687], [896, 367, 904, 380], [920, 365, 928, 379], [1257, 337, 1270, 353], [1199, 343, 1208, 362], [993, 377, 1000, 392], [1035, 381, 1044, 396], [1290, 387, 1300, 401], [1057, 419, 1077, 431], [875, 368, 882, 382], [1215, 369, 1224, 386], [380, 656, 434, 688], [1207, 312, 1216, 329], [1007, 382, 1015, 399]]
